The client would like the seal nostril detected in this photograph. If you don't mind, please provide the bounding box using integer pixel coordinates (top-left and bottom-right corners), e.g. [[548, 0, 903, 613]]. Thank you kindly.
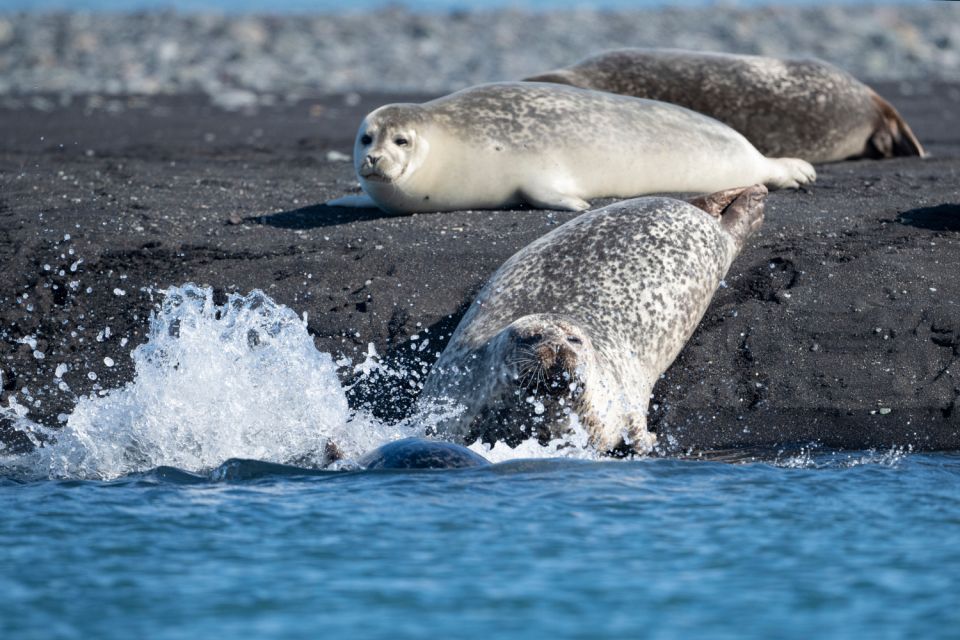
[[366, 154, 379, 166]]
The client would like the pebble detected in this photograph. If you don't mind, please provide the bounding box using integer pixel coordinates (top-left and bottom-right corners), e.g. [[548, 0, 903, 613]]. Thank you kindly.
[[0, 6, 957, 104]]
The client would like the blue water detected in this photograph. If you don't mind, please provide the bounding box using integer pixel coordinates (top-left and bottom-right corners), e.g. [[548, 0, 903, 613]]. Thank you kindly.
[[1, 0, 922, 13], [3, 452, 959, 639]]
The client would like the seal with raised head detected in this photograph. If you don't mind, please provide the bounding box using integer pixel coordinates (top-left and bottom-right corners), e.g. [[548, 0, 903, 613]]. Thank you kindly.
[[525, 48, 925, 164], [417, 185, 768, 454], [325, 82, 813, 213]]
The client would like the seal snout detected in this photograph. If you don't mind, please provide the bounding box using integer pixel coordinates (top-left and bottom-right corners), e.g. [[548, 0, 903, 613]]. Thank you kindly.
[[505, 319, 589, 398], [360, 154, 388, 180]]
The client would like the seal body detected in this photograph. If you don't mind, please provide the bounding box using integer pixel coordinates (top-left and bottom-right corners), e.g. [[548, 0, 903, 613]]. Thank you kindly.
[[418, 186, 768, 453], [525, 49, 925, 163], [328, 82, 813, 214], [358, 438, 490, 470]]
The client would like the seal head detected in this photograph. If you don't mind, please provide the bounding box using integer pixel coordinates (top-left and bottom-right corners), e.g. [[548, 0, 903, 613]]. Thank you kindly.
[[358, 437, 490, 470]]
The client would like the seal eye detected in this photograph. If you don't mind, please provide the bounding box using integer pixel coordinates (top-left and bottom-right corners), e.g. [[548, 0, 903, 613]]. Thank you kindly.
[[394, 137, 409, 146], [566, 336, 582, 345], [360, 134, 372, 145]]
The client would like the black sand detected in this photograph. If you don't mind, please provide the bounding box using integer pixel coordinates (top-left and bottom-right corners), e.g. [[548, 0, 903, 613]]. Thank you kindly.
[[1, 82, 959, 453]]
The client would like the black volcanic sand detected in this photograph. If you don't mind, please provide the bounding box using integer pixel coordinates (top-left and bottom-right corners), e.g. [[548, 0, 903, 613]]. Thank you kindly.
[[1, 83, 959, 455]]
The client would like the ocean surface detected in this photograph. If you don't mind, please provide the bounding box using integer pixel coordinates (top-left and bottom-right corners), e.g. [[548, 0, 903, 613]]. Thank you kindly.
[[1, 0, 922, 13], [1, 285, 959, 638], [2, 453, 959, 639]]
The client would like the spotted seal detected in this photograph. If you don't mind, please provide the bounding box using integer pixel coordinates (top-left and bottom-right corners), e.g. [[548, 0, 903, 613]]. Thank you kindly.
[[358, 438, 490, 470], [417, 185, 768, 454], [525, 48, 925, 163], [325, 82, 814, 213]]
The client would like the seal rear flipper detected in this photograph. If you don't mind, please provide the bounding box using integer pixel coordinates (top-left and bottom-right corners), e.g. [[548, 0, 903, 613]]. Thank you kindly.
[[764, 157, 817, 189], [687, 186, 756, 218], [688, 184, 767, 247], [868, 90, 926, 158]]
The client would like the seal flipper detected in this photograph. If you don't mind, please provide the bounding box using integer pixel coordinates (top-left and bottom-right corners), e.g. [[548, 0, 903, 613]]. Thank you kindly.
[[519, 186, 590, 212], [868, 90, 926, 158], [688, 184, 767, 248]]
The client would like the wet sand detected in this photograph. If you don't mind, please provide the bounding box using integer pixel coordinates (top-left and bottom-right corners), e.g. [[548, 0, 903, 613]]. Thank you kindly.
[[1, 81, 958, 453]]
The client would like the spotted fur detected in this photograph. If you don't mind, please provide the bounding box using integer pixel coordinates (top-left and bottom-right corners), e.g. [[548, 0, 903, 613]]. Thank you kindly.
[[420, 187, 766, 453], [526, 49, 925, 163], [336, 82, 814, 214]]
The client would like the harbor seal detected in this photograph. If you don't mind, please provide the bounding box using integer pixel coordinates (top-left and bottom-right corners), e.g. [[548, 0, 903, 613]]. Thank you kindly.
[[325, 82, 814, 213], [525, 48, 925, 164], [358, 438, 490, 470], [418, 185, 768, 454]]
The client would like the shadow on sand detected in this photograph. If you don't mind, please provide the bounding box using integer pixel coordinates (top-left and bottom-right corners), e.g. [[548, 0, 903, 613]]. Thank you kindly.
[[245, 202, 400, 229], [898, 203, 960, 231]]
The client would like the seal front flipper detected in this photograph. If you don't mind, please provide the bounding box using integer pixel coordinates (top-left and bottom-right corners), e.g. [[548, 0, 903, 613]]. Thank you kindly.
[[324, 194, 379, 209], [519, 186, 590, 212]]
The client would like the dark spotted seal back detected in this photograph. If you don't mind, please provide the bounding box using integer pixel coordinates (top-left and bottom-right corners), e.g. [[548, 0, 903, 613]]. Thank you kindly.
[[526, 48, 924, 163], [358, 438, 491, 470]]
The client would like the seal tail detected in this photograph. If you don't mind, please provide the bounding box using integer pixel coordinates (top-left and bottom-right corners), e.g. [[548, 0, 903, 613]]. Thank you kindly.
[[868, 90, 926, 158]]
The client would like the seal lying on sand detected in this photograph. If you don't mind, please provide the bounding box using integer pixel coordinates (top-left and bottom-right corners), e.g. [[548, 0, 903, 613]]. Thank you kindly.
[[358, 438, 490, 470], [325, 82, 814, 213], [418, 185, 768, 454], [525, 48, 925, 163]]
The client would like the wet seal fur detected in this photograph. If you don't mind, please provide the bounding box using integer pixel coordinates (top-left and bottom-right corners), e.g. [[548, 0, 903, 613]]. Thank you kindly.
[[526, 48, 925, 164], [418, 185, 768, 454], [325, 82, 813, 213], [358, 438, 490, 470]]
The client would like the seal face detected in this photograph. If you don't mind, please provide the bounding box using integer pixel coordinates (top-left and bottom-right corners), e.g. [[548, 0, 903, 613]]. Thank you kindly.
[[525, 48, 925, 163], [418, 185, 768, 454], [330, 82, 813, 214], [358, 438, 490, 470]]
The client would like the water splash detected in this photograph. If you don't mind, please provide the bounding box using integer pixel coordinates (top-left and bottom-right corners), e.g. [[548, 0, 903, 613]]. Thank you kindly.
[[770, 445, 911, 470], [0, 285, 419, 480], [1, 284, 601, 481], [467, 414, 601, 464]]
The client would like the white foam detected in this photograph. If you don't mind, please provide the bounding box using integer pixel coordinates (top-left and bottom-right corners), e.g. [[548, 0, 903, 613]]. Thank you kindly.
[[0, 285, 415, 480], [467, 414, 601, 464], [0, 284, 600, 480]]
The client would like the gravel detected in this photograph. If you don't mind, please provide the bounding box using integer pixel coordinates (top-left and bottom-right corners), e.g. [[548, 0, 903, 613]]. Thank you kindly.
[[0, 4, 958, 102]]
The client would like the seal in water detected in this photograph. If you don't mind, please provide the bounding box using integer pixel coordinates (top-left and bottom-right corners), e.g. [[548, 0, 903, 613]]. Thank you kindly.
[[358, 438, 490, 470], [418, 185, 768, 454], [325, 82, 814, 213], [525, 48, 925, 163]]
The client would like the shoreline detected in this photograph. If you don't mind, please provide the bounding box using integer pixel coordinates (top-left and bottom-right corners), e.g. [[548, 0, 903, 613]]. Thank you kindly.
[[1, 81, 958, 453], [1, 4, 958, 100]]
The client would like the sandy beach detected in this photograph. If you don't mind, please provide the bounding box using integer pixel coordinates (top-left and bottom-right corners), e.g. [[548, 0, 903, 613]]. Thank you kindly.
[[1, 5, 959, 453]]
